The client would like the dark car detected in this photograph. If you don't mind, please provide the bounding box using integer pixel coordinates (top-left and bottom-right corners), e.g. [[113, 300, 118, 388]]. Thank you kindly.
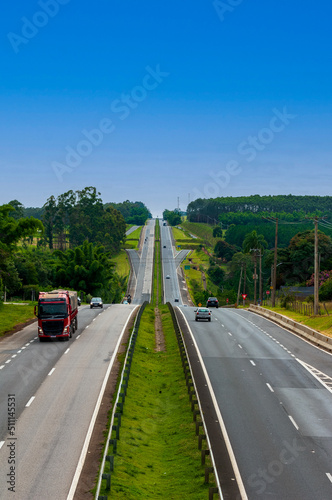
[[206, 297, 219, 308], [90, 297, 103, 308]]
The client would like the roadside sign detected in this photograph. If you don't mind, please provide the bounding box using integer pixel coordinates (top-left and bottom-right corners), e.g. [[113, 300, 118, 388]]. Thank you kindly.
[[198, 303, 202, 307], [242, 294, 247, 299], [266, 291, 270, 295], [226, 298, 229, 303], [184, 265, 190, 270]]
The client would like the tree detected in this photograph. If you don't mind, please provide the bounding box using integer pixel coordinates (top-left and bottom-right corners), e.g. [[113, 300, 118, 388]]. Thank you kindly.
[[0, 203, 44, 297], [214, 240, 238, 261], [163, 209, 181, 226], [213, 226, 223, 238], [243, 230, 268, 304]]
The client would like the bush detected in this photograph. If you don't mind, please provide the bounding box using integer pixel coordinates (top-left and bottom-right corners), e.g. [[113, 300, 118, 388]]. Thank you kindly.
[[319, 277, 332, 301]]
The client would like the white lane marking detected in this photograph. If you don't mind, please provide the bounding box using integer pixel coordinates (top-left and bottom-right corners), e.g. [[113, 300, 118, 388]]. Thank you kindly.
[[296, 358, 332, 393], [76, 335, 81, 339], [64, 348, 70, 354], [34, 336, 38, 339], [326, 473, 332, 483], [0, 441, 5, 450], [238, 344, 243, 349], [266, 383, 274, 392], [177, 308, 248, 500], [11, 354, 17, 358], [289, 415, 299, 430], [22, 346, 26, 350], [0, 365, 4, 370], [17, 350, 22, 353], [250, 360, 256, 366], [93, 318, 96, 321], [85, 326, 89, 329], [5, 360, 11, 364], [221, 324, 224, 327], [228, 332, 232, 336], [48, 368, 55, 376], [67, 305, 139, 500], [26, 396, 35, 407]]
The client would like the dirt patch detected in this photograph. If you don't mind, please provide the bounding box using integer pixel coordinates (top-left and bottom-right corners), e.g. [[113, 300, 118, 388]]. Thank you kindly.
[[154, 307, 165, 352], [73, 311, 137, 500]]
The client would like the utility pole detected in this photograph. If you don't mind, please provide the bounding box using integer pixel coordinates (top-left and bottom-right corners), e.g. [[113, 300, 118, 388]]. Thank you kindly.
[[236, 263, 243, 306], [314, 216, 319, 315], [271, 217, 278, 307]]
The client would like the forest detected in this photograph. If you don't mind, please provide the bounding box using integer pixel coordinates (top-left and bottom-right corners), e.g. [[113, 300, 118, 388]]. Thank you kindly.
[[0, 188, 151, 303]]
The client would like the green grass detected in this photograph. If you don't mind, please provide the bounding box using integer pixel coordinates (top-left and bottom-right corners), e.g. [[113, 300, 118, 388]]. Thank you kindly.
[[262, 304, 332, 337], [125, 227, 143, 249], [112, 250, 131, 278], [0, 302, 36, 337], [181, 221, 221, 248], [101, 304, 214, 499]]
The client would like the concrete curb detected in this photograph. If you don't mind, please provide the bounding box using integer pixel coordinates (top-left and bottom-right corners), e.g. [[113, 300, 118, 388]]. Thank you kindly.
[[249, 304, 332, 353]]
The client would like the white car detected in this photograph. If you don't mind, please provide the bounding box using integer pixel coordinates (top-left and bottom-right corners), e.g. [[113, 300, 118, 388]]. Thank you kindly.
[[194, 307, 211, 322]]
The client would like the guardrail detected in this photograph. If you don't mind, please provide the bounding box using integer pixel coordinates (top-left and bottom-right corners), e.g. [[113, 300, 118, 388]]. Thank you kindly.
[[167, 302, 221, 500], [249, 305, 332, 353], [95, 301, 148, 499]]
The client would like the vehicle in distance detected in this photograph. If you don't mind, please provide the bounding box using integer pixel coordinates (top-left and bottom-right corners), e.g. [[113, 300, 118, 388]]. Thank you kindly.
[[166, 275, 170, 279], [194, 307, 211, 322], [123, 300, 128, 304], [90, 297, 103, 308], [206, 297, 219, 308], [163, 245, 166, 248]]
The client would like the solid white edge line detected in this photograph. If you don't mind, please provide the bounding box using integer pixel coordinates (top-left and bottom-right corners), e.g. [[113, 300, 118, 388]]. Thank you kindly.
[[48, 368, 55, 376], [66, 305, 139, 500], [326, 472, 332, 483], [26, 396, 35, 407], [64, 348, 70, 354], [289, 415, 299, 430], [178, 308, 248, 500]]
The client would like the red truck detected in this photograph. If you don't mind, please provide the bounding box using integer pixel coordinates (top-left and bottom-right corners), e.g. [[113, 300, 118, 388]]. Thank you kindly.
[[35, 289, 78, 341]]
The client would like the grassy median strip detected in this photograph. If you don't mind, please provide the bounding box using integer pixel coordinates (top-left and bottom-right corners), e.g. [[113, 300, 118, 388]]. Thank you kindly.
[[100, 304, 214, 499]]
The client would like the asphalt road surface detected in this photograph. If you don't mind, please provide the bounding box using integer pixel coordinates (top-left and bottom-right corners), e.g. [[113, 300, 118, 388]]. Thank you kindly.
[[0, 304, 136, 499], [179, 306, 332, 499]]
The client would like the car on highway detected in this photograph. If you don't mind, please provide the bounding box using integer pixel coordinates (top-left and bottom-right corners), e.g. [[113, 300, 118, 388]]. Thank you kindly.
[[90, 297, 103, 308], [163, 245, 166, 248], [194, 307, 211, 322], [206, 297, 219, 308], [166, 275, 170, 279]]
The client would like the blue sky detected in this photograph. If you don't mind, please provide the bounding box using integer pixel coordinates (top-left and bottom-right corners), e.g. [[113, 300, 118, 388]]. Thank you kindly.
[[1, 0, 332, 217]]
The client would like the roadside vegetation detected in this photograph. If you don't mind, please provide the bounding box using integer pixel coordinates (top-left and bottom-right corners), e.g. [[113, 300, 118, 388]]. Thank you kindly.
[[0, 302, 36, 337], [124, 226, 143, 250]]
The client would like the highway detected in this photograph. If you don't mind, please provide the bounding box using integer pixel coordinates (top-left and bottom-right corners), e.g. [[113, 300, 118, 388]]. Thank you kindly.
[[178, 305, 332, 499], [0, 304, 137, 499], [159, 220, 190, 305]]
